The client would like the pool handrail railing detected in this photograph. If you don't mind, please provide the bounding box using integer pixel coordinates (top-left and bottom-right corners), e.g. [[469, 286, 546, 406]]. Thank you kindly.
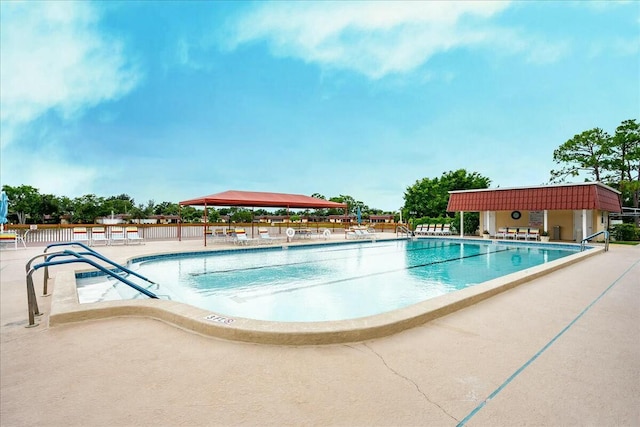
[[396, 225, 412, 239], [24, 247, 159, 327], [581, 230, 609, 252], [27, 242, 157, 296]]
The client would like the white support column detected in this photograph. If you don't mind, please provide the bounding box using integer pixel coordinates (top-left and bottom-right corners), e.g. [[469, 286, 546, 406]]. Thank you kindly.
[[460, 211, 464, 238], [484, 211, 489, 234], [544, 210, 548, 233], [582, 209, 587, 240]]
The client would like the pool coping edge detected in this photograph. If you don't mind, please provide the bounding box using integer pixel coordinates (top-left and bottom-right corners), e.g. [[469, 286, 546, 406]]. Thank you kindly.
[[48, 245, 605, 345]]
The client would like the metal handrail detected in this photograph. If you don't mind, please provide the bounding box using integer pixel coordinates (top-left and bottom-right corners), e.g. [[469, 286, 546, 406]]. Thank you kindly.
[[396, 225, 412, 238], [28, 242, 157, 296], [580, 230, 610, 252], [24, 251, 159, 327]]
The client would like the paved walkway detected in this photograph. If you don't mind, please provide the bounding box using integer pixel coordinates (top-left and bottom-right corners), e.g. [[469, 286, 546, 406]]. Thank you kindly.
[[1, 237, 638, 426]]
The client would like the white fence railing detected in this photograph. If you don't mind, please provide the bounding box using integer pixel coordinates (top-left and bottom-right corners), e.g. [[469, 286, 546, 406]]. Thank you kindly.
[[5, 222, 394, 245]]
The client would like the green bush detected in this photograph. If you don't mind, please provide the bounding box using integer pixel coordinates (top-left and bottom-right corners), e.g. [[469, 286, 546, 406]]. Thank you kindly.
[[610, 223, 639, 241]]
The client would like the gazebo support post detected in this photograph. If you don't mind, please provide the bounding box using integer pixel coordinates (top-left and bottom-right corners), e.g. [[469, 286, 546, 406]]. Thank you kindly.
[[459, 211, 464, 238], [203, 202, 208, 247]]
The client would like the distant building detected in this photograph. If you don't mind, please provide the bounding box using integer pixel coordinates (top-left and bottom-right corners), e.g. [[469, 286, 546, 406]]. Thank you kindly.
[[370, 214, 395, 224]]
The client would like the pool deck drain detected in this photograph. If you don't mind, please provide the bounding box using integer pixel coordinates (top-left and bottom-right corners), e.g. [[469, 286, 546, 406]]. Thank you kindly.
[[1, 235, 638, 426]]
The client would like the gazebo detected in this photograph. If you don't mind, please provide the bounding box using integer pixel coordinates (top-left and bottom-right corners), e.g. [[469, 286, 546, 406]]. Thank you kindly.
[[179, 190, 348, 245], [447, 182, 622, 241]]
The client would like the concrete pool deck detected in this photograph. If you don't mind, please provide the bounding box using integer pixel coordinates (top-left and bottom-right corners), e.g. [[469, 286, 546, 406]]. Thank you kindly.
[[1, 234, 639, 426]]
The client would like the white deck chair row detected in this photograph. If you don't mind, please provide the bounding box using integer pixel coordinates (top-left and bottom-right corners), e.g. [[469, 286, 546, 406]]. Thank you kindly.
[[71, 226, 145, 246], [415, 224, 452, 236], [494, 227, 539, 241]]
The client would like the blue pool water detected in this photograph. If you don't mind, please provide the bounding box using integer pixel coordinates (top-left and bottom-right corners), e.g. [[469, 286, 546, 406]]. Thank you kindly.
[[77, 239, 582, 322]]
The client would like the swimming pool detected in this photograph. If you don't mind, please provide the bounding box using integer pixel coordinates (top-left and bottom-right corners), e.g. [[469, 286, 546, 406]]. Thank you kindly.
[[77, 239, 583, 323]]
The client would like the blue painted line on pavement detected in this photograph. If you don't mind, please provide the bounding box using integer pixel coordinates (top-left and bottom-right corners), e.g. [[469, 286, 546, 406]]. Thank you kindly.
[[457, 258, 640, 427]]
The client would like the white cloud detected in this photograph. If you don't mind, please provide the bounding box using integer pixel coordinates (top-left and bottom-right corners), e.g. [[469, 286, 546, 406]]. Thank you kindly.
[[0, 1, 141, 149], [227, 1, 512, 79], [1, 142, 100, 198]]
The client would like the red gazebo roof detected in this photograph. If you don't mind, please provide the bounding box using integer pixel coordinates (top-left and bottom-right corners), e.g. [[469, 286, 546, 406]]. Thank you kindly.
[[447, 182, 622, 213], [180, 190, 348, 209]]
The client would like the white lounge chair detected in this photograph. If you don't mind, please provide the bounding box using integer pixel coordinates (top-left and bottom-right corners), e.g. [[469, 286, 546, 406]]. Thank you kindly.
[[516, 228, 528, 240], [234, 229, 255, 245], [505, 227, 518, 239], [258, 228, 283, 244], [436, 224, 451, 236], [110, 226, 126, 245], [429, 224, 442, 235], [91, 227, 109, 246], [526, 228, 540, 241], [415, 224, 430, 236], [495, 227, 507, 239], [126, 226, 144, 244], [72, 227, 89, 244], [0, 232, 18, 250]]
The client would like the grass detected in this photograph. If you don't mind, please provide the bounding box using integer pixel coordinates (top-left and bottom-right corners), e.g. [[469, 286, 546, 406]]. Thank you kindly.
[[610, 241, 640, 246]]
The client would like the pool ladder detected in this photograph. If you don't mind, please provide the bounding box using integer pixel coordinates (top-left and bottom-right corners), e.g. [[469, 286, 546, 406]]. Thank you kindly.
[[580, 230, 610, 252], [24, 242, 159, 328], [396, 225, 412, 239]]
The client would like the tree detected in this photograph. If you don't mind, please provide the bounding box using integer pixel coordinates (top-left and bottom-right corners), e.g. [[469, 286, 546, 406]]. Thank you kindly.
[[230, 207, 252, 223], [71, 194, 105, 223], [550, 128, 612, 183], [610, 119, 640, 212], [104, 194, 135, 216], [1, 185, 42, 224], [550, 119, 640, 224], [403, 169, 491, 218], [180, 206, 202, 223]]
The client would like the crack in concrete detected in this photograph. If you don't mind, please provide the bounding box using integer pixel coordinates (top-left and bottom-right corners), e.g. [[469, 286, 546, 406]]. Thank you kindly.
[[363, 342, 459, 423]]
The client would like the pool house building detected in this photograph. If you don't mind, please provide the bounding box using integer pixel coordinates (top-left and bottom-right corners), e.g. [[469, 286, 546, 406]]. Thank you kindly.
[[447, 182, 623, 241]]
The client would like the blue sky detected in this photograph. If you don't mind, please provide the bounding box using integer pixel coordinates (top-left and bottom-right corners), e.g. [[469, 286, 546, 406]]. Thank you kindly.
[[1, 1, 638, 212]]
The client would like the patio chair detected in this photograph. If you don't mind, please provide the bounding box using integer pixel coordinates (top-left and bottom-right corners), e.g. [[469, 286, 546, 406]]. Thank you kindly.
[[437, 224, 451, 236], [126, 226, 144, 244], [516, 228, 528, 240], [416, 224, 430, 236], [526, 228, 540, 241], [257, 228, 282, 244], [0, 232, 18, 250], [209, 228, 226, 243], [352, 227, 374, 239], [234, 229, 254, 245], [91, 227, 109, 246], [505, 227, 518, 239], [110, 226, 126, 245], [72, 227, 90, 243], [429, 224, 442, 235], [345, 228, 359, 239], [495, 227, 507, 239]]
